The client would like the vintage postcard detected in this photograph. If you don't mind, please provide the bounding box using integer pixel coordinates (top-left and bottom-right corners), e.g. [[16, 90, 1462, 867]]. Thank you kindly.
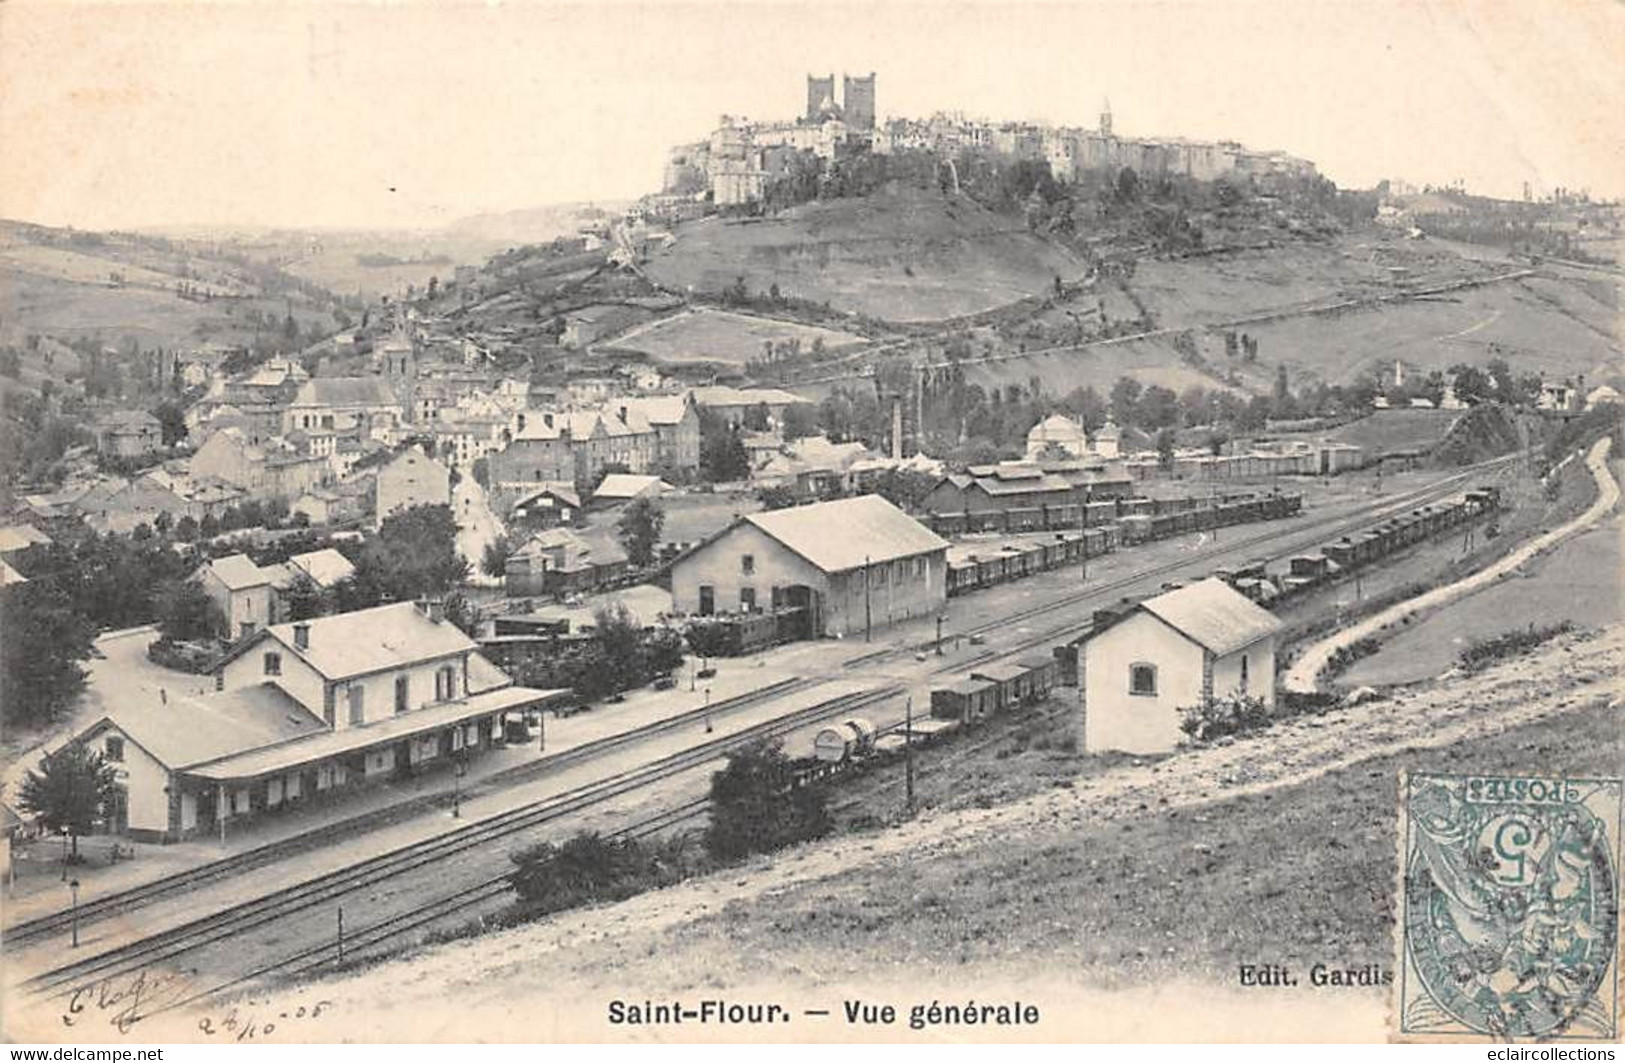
[[0, 0, 1621, 1046]]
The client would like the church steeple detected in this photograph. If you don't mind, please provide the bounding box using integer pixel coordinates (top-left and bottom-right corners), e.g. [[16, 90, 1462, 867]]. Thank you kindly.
[[1099, 96, 1113, 137]]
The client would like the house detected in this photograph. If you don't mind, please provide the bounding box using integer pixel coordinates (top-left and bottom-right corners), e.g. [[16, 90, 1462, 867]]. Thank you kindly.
[[282, 377, 404, 440], [0, 803, 24, 882], [618, 394, 701, 473], [0, 523, 51, 558], [504, 527, 630, 598], [690, 386, 813, 430], [95, 410, 163, 458], [196, 553, 277, 639], [1586, 385, 1621, 409], [69, 601, 568, 841], [284, 548, 357, 590], [508, 483, 582, 529], [1025, 413, 1091, 461], [670, 494, 948, 638], [1082, 578, 1282, 754], [190, 428, 329, 503], [591, 474, 669, 508], [559, 305, 651, 349], [375, 446, 451, 529]]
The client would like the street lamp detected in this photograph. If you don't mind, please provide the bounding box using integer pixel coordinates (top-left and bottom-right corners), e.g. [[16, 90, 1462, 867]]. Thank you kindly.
[[68, 878, 81, 948], [704, 686, 713, 734], [59, 825, 69, 881], [451, 757, 468, 819], [935, 614, 946, 656]]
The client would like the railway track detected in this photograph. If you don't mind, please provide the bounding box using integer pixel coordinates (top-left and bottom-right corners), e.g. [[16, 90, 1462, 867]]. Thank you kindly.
[[22, 683, 901, 999], [164, 797, 715, 1014], [897, 455, 1520, 676], [3, 675, 819, 949]]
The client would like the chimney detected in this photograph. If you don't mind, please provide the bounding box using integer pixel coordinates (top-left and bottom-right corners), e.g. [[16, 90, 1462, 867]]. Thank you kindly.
[[619, 405, 628, 423], [293, 622, 311, 650], [543, 412, 554, 429], [417, 598, 445, 623]]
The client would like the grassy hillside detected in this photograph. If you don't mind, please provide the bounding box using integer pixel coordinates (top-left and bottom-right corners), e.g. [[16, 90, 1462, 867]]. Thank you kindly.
[[644, 186, 1087, 323], [0, 219, 346, 353]]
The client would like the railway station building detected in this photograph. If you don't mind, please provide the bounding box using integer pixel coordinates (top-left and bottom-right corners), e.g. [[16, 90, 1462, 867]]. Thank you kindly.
[[70, 601, 569, 842], [670, 494, 948, 639], [1082, 578, 1282, 755]]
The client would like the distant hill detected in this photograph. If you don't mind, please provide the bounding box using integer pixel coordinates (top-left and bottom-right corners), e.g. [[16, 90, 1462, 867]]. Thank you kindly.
[[0, 218, 347, 352], [643, 186, 1087, 324]]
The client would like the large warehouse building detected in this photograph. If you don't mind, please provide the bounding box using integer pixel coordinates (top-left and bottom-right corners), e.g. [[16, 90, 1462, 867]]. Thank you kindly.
[[671, 494, 948, 639]]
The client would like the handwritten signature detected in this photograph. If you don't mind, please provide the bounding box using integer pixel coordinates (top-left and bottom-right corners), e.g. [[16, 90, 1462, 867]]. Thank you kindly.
[[61, 966, 335, 1040]]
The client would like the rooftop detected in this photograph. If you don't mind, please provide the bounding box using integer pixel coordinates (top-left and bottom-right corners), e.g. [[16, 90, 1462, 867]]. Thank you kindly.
[[83, 684, 328, 771], [225, 601, 481, 682], [201, 553, 274, 591], [291, 377, 400, 408], [1137, 577, 1283, 656], [744, 494, 947, 573]]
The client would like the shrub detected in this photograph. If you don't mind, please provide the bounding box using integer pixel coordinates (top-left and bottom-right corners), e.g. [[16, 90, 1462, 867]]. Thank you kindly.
[[1178, 693, 1272, 744], [1458, 621, 1573, 672], [509, 831, 692, 917], [705, 740, 830, 863]]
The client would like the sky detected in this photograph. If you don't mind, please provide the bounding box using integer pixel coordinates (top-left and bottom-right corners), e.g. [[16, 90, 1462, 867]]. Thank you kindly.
[[1, 0, 1621, 232]]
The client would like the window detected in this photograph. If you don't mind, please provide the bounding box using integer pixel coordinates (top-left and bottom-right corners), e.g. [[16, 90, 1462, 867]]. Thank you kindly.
[[105, 736, 125, 763], [348, 685, 365, 726], [1240, 654, 1250, 693], [741, 554, 755, 575], [435, 665, 458, 702], [740, 586, 756, 612], [698, 585, 715, 616], [323, 686, 336, 727], [263, 651, 282, 676], [394, 674, 410, 714], [1129, 663, 1158, 697]]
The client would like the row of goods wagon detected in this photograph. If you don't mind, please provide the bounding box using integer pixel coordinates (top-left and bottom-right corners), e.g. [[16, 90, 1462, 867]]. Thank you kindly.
[[927, 490, 1302, 538], [786, 655, 1064, 785], [1225, 487, 1501, 604], [945, 491, 1302, 596]]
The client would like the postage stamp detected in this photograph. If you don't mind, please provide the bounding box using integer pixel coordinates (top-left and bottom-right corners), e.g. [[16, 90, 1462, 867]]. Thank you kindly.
[[1396, 772, 1622, 1041]]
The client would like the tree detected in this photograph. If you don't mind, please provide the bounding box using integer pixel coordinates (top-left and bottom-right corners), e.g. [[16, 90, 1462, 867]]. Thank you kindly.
[[699, 414, 750, 483], [1137, 385, 1180, 430], [780, 402, 818, 442], [279, 574, 327, 623], [705, 739, 830, 863], [755, 484, 798, 510], [358, 504, 468, 601], [0, 582, 96, 729], [155, 578, 224, 641], [482, 533, 512, 579], [1156, 428, 1177, 470], [1449, 363, 1493, 405], [18, 743, 119, 857], [443, 590, 479, 637], [615, 497, 665, 568], [152, 401, 188, 447], [1109, 377, 1143, 426]]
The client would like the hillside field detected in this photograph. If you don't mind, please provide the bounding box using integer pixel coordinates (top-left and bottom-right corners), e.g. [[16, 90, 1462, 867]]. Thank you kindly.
[[604, 308, 869, 366], [644, 186, 1087, 323]]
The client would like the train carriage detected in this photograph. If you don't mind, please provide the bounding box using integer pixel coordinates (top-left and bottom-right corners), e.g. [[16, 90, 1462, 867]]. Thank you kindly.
[[1015, 655, 1058, 702], [969, 661, 1031, 711], [931, 679, 997, 724]]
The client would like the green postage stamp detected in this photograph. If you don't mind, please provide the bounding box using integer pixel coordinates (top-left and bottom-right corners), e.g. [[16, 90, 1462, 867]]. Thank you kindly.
[[1397, 772, 1622, 1041]]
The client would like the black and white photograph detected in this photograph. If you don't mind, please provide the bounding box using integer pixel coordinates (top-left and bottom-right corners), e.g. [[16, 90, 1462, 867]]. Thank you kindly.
[[0, 0, 1620, 1046]]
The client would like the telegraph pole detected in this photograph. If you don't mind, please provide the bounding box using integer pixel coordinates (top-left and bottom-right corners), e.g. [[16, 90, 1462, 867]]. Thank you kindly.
[[904, 697, 915, 814], [863, 555, 872, 643], [336, 906, 345, 964]]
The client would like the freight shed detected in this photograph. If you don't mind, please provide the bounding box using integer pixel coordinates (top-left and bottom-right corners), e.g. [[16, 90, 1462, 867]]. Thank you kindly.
[[670, 494, 948, 639]]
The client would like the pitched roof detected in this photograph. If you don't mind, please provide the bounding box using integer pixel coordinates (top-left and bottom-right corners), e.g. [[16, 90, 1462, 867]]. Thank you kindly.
[[592, 474, 667, 500], [81, 684, 327, 771], [201, 553, 274, 591], [96, 409, 160, 432], [1137, 577, 1283, 656], [618, 395, 690, 426], [287, 548, 357, 588], [232, 601, 479, 681], [0, 524, 50, 554], [744, 494, 947, 573], [0, 559, 27, 586], [292, 377, 400, 408]]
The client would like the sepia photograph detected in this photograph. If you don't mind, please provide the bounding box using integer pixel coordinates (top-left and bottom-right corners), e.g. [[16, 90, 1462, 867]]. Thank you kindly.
[[0, 0, 1620, 1047]]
